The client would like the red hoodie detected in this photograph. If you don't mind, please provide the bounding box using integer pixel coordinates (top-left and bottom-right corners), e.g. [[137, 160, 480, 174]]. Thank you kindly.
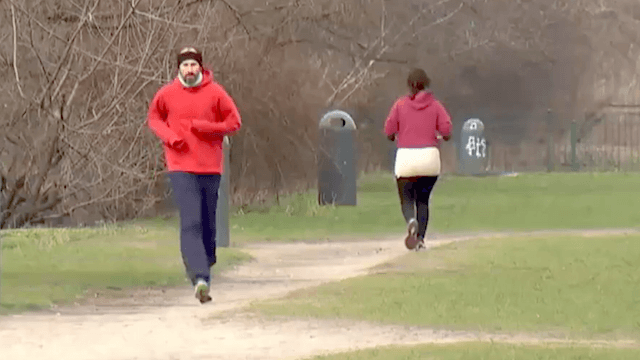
[[384, 91, 452, 148], [147, 69, 241, 174]]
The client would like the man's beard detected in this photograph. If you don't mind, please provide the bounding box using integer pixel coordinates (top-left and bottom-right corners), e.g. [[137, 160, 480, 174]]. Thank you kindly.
[[179, 71, 202, 87], [183, 72, 199, 85]]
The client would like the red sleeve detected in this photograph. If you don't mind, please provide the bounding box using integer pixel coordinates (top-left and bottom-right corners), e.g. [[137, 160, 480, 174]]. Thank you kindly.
[[435, 101, 453, 137], [147, 89, 181, 146], [192, 87, 242, 136], [384, 100, 400, 136]]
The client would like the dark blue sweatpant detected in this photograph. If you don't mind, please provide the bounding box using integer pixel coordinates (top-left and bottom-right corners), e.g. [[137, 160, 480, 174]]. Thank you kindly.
[[168, 172, 221, 286]]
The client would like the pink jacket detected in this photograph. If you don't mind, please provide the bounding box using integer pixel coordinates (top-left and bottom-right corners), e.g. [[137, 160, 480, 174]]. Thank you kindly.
[[384, 91, 452, 148]]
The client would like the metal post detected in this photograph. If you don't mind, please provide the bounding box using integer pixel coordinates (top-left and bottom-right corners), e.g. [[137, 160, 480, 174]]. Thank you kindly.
[[546, 109, 554, 172], [0, 232, 3, 309], [570, 120, 578, 171], [618, 117, 622, 171], [216, 136, 230, 248]]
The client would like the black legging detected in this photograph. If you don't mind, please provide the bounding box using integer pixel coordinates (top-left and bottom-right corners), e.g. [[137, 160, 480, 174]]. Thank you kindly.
[[396, 176, 438, 240]]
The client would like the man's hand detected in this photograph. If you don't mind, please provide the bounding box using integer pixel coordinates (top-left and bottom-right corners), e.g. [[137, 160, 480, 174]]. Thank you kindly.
[[170, 138, 188, 151]]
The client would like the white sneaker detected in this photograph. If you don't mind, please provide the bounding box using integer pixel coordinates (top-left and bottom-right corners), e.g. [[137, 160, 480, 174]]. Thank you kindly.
[[407, 218, 418, 237], [194, 279, 212, 304], [404, 218, 420, 250]]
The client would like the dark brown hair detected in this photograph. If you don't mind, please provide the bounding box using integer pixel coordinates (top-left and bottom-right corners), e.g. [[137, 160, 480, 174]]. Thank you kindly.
[[407, 68, 431, 93]]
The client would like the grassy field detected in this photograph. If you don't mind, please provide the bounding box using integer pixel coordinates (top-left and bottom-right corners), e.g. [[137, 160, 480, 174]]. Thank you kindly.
[[2, 171, 639, 315], [0, 224, 251, 314], [250, 232, 640, 338], [305, 343, 640, 360], [227, 171, 640, 242]]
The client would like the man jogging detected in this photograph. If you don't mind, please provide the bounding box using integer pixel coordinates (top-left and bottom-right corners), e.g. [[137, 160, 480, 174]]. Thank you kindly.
[[384, 68, 452, 250], [147, 47, 241, 303]]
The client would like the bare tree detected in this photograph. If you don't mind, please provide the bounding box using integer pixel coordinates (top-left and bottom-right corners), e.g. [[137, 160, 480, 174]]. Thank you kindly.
[[1, 0, 228, 227], [0, 0, 403, 226], [2, 0, 634, 226]]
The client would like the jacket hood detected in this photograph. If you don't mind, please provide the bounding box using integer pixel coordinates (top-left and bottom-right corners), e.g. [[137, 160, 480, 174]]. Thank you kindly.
[[406, 90, 435, 110], [203, 68, 214, 82]]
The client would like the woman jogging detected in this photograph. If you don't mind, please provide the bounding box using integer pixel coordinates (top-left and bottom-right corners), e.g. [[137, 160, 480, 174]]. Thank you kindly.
[[384, 68, 453, 250]]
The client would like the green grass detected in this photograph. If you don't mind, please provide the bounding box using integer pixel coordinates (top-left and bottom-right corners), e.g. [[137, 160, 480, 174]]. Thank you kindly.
[[0, 223, 252, 314], [250, 233, 640, 337], [228, 171, 640, 242], [3, 171, 639, 314], [305, 343, 640, 360]]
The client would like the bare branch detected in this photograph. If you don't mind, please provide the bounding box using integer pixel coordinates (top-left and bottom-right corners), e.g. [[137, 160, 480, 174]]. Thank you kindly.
[[72, 0, 143, 94], [32, 0, 100, 106], [326, 0, 464, 107], [219, 0, 251, 36], [10, 3, 25, 98], [133, 9, 204, 29]]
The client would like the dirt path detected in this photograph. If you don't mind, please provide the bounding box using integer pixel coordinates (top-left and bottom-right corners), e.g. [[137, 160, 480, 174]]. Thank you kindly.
[[1, 229, 639, 360]]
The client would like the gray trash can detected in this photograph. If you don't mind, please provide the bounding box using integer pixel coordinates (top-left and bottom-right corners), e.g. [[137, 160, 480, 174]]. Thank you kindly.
[[215, 136, 231, 247], [318, 110, 357, 206], [458, 118, 489, 175]]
